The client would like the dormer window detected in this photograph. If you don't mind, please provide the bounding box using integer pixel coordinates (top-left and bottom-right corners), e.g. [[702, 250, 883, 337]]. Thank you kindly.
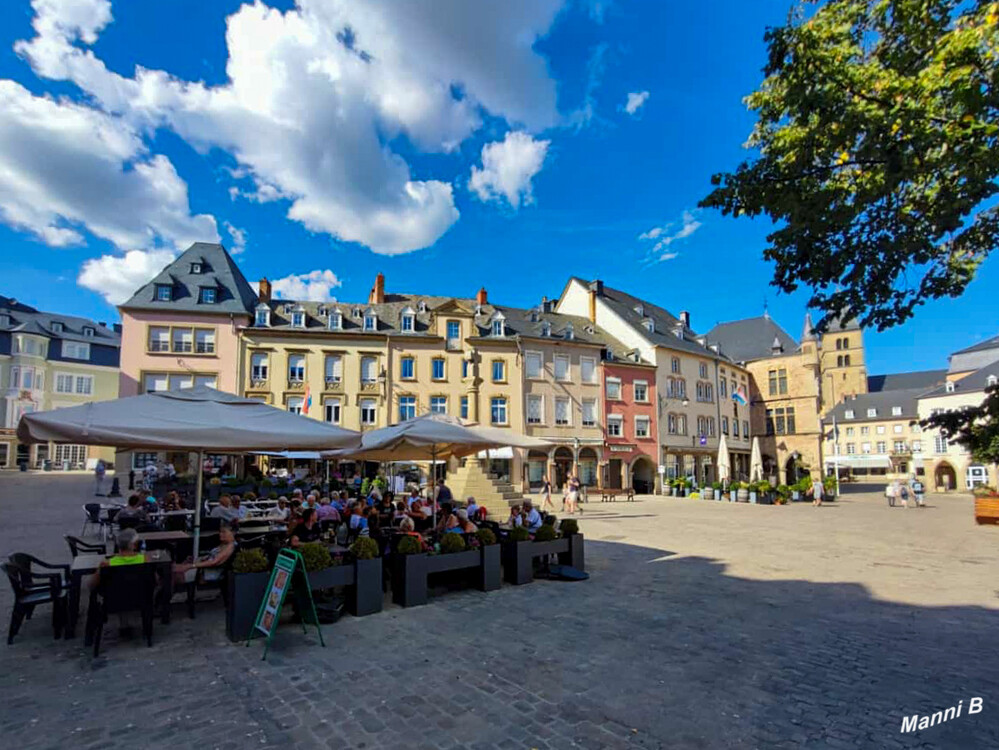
[[155, 284, 172, 302], [51, 321, 64, 333], [844, 409, 855, 419], [400, 307, 415, 332], [491, 313, 505, 337], [606, 349, 614, 361], [82, 326, 95, 337], [529, 308, 539, 323], [190, 262, 202, 274], [634, 304, 644, 316], [417, 300, 427, 313], [945, 381, 956, 393], [866, 408, 877, 418], [283, 303, 294, 315], [474, 303, 483, 315], [988, 375, 998, 387], [541, 321, 551, 337], [316, 305, 325, 317], [255, 305, 270, 327], [564, 323, 574, 340], [199, 287, 217, 304], [363, 310, 377, 331], [643, 318, 655, 333], [354, 308, 362, 318], [328, 310, 342, 330], [291, 307, 306, 328], [891, 406, 902, 416]]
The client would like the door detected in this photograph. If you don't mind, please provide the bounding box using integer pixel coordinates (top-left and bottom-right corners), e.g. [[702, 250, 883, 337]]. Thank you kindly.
[[608, 459, 622, 489]]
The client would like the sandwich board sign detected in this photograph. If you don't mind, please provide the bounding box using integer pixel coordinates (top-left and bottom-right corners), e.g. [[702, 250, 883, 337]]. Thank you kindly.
[[247, 548, 324, 659]]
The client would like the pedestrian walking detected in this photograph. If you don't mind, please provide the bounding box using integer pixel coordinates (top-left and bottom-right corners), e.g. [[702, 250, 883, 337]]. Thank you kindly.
[[885, 481, 896, 507], [899, 479, 910, 508], [540, 474, 555, 512], [811, 476, 823, 507], [910, 475, 926, 507], [94, 459, 106, 496], [566, 474, 581, 514]]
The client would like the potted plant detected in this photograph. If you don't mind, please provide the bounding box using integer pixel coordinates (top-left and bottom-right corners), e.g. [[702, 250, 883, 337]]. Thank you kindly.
[[557, 519, 585, 570], [503, 522, 574, 585], [349, 537, 382, 616], [755, 480, 774, 505], [392, 535, 430, 607], [226, 548, 271, 642], [822, 475, 839, 500], [302, 542, 340, 590], [748, 481, 758, 504]]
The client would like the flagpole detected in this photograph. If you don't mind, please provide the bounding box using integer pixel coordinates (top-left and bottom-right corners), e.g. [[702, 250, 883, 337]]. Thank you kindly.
[[833, 415, 841, 497]]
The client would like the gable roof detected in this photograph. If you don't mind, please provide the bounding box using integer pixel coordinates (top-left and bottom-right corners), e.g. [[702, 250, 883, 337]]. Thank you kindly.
[[921, 360, 999, 398], [704, 316, 799, 363], [951, 332, 999, 356], [119, 243, 258, 315], [0, 295, 120, 347], [867, 370, 947, 393]]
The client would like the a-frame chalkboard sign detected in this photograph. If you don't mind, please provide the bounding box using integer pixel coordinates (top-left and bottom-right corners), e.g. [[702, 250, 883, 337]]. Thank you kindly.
[[246, 548, 325, 659]]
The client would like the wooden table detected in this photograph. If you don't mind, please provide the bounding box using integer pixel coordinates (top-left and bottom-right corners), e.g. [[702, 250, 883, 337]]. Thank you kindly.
[[67, 549, 172, 639], [136, 530, 195, 543]]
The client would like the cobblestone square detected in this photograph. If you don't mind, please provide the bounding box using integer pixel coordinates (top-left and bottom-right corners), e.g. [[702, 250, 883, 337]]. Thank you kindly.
[[1, 474, 998, 749]]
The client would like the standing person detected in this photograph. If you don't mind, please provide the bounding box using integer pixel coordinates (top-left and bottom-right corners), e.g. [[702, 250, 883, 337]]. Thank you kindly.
[[898, 479, 910, 508], [566, 474, 580, 514], [94, 460, 106, 496], [540, 474, 555, 512], [885, 481, 896, 507], [811, 476, 824, 507], [911, 475, 926, 507]]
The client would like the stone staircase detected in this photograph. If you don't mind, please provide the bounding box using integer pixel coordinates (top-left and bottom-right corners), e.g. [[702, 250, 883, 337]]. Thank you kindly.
[[448, 457, 525, 515]]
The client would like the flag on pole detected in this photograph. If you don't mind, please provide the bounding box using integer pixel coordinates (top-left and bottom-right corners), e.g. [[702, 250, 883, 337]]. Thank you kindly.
[[732, 385, 748, 405], [303, 383, 312, 415]]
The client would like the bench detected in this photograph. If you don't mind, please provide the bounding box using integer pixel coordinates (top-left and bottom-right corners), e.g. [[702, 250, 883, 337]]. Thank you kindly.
[[974, 497, 999, 525], [600, 488, 635, 502]]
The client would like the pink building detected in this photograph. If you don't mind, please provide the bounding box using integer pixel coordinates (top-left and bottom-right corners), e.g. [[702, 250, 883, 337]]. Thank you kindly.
[[601, 358, 659, 492]]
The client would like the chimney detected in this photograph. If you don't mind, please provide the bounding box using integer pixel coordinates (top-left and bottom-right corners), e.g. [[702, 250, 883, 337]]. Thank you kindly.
[[679, 310, 690, 329], [476, 287, 488, 306], [588, 289, 596, 323], [258, 278, 271, 302], [98, 321, 107, 328], [369, 272, 385, 304], [541, 295, 552, 314]]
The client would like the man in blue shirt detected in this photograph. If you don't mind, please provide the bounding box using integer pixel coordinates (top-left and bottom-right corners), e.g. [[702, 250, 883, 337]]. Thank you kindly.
[[523, 500, 542, 532]]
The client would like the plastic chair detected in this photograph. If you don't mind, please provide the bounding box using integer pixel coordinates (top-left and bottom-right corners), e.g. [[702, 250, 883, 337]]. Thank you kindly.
[[8, 554, 70, 592], [88, 564, 157, 656], [2, 560, 67, 643], [65, 535, 106, 558], [82, 503, 107, 539]]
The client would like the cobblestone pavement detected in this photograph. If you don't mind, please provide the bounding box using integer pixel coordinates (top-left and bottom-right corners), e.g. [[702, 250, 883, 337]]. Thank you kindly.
[[1, 473, 997, 749]]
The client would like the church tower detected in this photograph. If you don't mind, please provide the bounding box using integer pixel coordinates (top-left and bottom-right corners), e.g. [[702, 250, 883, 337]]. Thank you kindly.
[[816, 315, 867, 414]]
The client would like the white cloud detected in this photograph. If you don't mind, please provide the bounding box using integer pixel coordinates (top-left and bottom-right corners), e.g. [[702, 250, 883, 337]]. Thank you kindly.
[[639, 210, 702, 261], [566, 42, 608, 130], [470, 131, 550, 208], [269, 269, 343, 301], [78, 248, 177, 305], [14, 0, 568, 255], [223, 221, 246, 254], [623, 90, 649, 115]]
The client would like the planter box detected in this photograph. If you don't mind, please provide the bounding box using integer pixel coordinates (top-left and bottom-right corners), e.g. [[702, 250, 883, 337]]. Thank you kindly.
[[557, 534, 584, 571], [749, 491, 757, 504], [307, 564, 354, 590], [306, 559, 382, 617], [703, 489, 715, 500], [736, 489, 750, 503], [226, 570, 270, 642], [758, 493, 774, 505], [392, 547, 497, 607], [392, 553, 429, 607], [502, 537, 571, 585]]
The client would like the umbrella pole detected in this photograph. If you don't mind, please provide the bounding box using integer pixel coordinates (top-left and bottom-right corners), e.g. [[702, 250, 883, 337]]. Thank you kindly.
[[193, 450, 204, 559], [431, 444, 438, 533]]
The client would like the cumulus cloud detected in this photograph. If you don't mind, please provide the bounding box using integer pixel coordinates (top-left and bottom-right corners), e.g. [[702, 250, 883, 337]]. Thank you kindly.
[[269, 269, 343, 301], [78, 248, 178, 305], [14, 0, 567, 256], [469, 131, 550, 209], [623, 90, 649, 115], [639, 210, 702, 261]]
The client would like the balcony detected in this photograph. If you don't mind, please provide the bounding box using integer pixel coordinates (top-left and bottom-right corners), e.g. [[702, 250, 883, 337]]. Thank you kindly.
[[324, 377, 344, 393], [360, 380, 380, 393], [249, 377, 268, 390], [286, 378, 305, 391]]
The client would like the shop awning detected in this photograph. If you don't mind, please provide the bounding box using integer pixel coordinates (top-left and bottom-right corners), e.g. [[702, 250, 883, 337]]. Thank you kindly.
[[824, 455, 892, 469], [476, 446, 514, 459]]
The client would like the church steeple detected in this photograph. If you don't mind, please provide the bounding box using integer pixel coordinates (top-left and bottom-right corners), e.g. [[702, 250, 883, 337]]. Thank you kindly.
[[801, 312, 816, 342]]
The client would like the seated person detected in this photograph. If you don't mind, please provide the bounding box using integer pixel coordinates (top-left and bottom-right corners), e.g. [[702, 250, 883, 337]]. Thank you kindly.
[[443, 513, 462, 534], [435, 504, 454, 534], [210, 495, 240, 523], [393, 501, 408, 521], [231, 496, 248, 520], [406, 489, 420, 508], [95, 529, 145, 578], [523, 500, 543, 532], [455, 508, 477, 534], [507, 505, 523, 528], [408, 502, 428, 522], [465, 497, 479, 518], [116, 494, 149, 526], [173, 525, 237, 585], [348, 505, 369, 534], [330, 493, 345, 512], [398, 516, 421, 538], [274, 497, 290, 521], [316, 497, 340, 523], [289, 508, 321, 547]]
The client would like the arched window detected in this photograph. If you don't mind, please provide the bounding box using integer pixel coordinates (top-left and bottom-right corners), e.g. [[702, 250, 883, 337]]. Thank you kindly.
[[844, 354, 851, 366], [837, 355, 843, 367]]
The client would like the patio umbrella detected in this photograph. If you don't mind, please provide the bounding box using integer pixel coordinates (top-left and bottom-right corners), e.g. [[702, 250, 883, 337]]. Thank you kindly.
[[716, 433, 731, 484], [750, 436, 764, 482], [17, 386, 360, 555]]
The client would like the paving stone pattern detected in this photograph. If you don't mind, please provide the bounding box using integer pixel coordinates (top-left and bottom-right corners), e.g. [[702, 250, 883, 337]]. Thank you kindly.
[[0, 474, 997, 749]]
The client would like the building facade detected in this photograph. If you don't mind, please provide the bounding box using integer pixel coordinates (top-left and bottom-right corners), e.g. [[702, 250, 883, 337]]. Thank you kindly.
[[0, 295, 120, 469], [601, 356, 659, 493]]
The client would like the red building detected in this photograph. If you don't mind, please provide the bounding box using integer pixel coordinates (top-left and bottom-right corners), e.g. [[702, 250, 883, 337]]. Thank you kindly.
[[600, 356, 659, 492]]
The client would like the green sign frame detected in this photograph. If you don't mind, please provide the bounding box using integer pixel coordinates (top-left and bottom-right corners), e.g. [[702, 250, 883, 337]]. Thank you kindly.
[[246, 548, 325, 659]]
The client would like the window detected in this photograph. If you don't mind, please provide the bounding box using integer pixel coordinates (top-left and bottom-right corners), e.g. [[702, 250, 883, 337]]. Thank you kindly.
[[733, 419, 739, 437], [707, 417, 716, 437], [554, 355, 570, 381], [671, 357, 681, 374], [845, 427, 855, 436], [169, 374, 194, 390], [195, 329, 215, 354], [328, 311, 342, 330], [55, 373, 74, 393], [697, 416, 706, 436], [399, 396, 416, 421], [324, 398, 341, 424], [876, 441, 887, 454], [462, 359, 469, 378], [554, 397, 570, 426], [288, 354, 305, 382], [893, 424, 903, 434], [527, 395, 543, 425], [846, 443, 856, 454], [82, 326, 94, 337], [51, 321, 63, 333], [491, 360, 505, 382], [255, 308, 270, 327], [541, 321, 551, 337], [912, 440, 922, 452], [148, 327, 170, 352], [400, 356, 415, 379], [699, 362, 708, 379], [844, 355, 851, 366], [678, 415, 688, 434], [606, 377, 621, 400], [62, 341, 90, 360], [401, 312, 415, 332], [765, 409, 775, 435], [460, 396, 469, 420], [143, 373, 168, 393], [607, 415, 623, 437], [876, 425, 886, 435], [446, 320, 460, 348], [837, 355, 844, 367], [742, 420, 748, 437], [490, 398, 508, 425], [361, 357, 377, 383], [719, 377, 728, 398], [360, 399, 377, 425], [634, 381, 648, 402], [54, 444, 86, 468], [643, 318, 654, 333], [891, 406, 902, 416], [861, 442, 872, 454], [430, 396, 447, 414], [155, 284, 172, 301], [668, 414, 678, 434], [635, 416, 650, 438], [675, 379, 686, 399], [287, 396, 303, 415], [934, 435, 948, 453], [582, 399, 596, 427], [491, 316, 505, 336], [133, 452, 157, 469], [172, 328, 193, 353], [705, 384, 713, 402], [722, 416, 729, 434], [861, 426, 870, 435], [364, 312, 377, 331], [433, 358, 446, 380], [291, 310, 305, 328], [194, 375, 217, 389], [251, 352, 268, 381], [786, 407, 796, 434], [893, 440, 906, 453], [525, 351, 542, 378], [74, 375, 93, 395], [580, 356, 597, 383], [199, 287, 217, 304], [325, 355, 342, 385], [867, 408, 877, 418], [844, 409, 855, 419]]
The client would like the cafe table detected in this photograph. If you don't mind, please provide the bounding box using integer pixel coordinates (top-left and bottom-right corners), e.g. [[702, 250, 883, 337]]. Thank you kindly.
[[67, 549, 172, 639]]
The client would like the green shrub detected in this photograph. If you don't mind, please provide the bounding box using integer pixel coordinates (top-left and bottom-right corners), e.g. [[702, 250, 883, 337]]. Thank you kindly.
[[232, 548, 269, 574], [373, 476, 387, 491], [558, 519, 579, 536], [267, 491, 278, 500], [475, 528, 497, 546], [439, 533, 467, 554], [397, 536, 423, 555], [822, 476, 839, 492], [776, 484, 790, 499], [508, 526, 530, 542], [293, 479, 306, 488], [300, 542, 332, 571], [534, 525, 557, 542], [261, 478, 273, 488], [351, 536, 379, 560], [711, 481, 723, 491], [360, 477, 371, 497]]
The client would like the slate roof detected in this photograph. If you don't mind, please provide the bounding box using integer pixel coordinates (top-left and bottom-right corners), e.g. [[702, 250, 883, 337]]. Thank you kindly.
[[0, 295, 120, 346], [951, 333, 999, 356], [826, 387, 928, 423], [867, 370, 947, 393], [921, 361, 999, 398], [120, 243, 258, 315], [704, 315, 799, 363]]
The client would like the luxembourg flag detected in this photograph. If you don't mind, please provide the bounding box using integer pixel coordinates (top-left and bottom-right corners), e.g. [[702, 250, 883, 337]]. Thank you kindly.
[[303, 383, 312, 415], [732, 385, 748, 406]]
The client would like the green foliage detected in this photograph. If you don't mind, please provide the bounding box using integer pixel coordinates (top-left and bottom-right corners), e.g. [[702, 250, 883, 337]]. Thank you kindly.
[[267, 491, 278, 500], [776, 484, 791, 499], [823, 475, 839, 492], [508, 526, 530, 542], [701, 0, 999, 332], [711, 481, 724, 491], [232, 548, 269, 574], [350, 536, 379, 560], [973, 485, 998, 497], [558, 519, 579, 536], [300, 542, 332, 572], [476, 528, 498, 546], [923, 384, 999, 465], [261, 478, 273, 488], [360, 477, 371, 497], [293, 479, 306, 488], [373, 476, 387, 491], [439, 533, 467, 554], [533, 525, 557, 542], [397, 535, 424, 555]]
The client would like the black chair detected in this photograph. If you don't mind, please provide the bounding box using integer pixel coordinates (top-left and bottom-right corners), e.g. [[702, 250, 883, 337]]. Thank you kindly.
[[116, 515, 142, 531], [88, 564, 157, 656], [65, 535, 106, 558], [82, 503, 108, 539], [2, 560, 67, 643], [164, 514, 188, 532], [200, 516, 222, 533], [8, 554, 70, 592], [185, 550, 236, 620]]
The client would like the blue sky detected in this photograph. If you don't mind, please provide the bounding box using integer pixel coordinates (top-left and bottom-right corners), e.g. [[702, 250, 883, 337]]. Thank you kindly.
[[0, 0, 995, 376]]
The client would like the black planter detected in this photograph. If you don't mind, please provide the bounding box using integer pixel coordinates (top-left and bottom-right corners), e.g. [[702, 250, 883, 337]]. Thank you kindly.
[[226, 570, 271, 642], [307, 564, 354, 591], [392, 553, 429, 607], [479, 544, 501, 592], [352, 558, 382, 616], [392, 548, 496, 607], [557, 534, 585, 571], [502, 537, 571, 585], [758, 493, 774, 505]]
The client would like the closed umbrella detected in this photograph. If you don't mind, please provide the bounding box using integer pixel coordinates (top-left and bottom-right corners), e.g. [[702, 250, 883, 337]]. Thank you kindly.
[[750, 437, 764, 482], [17, 386, 360, 555], [716, 433, 731, 484]]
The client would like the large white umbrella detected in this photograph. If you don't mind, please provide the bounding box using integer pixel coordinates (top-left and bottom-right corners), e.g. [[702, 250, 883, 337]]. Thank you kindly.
[[750, 436, 764, 482], [716, 433, 731, 483], [17, 386, 360, 554]]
